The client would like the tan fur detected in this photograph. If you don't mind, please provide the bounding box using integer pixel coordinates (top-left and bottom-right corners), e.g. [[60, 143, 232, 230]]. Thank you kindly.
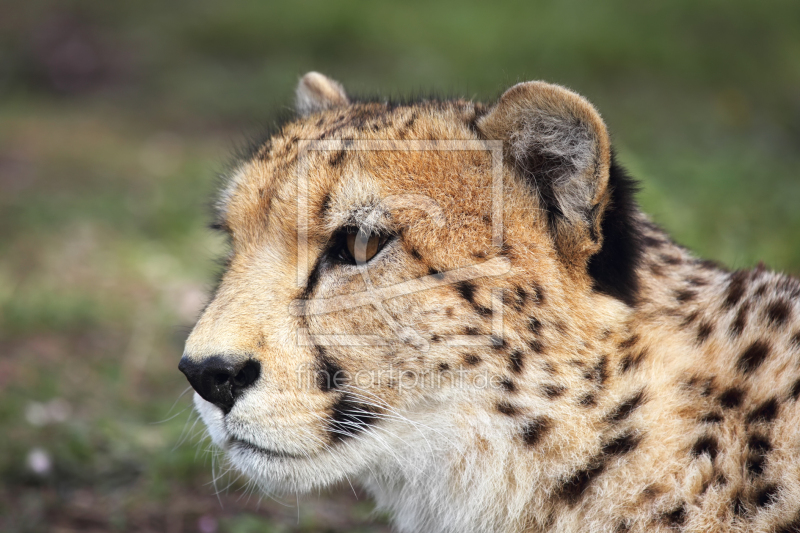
[[184, 73, 800, 533]]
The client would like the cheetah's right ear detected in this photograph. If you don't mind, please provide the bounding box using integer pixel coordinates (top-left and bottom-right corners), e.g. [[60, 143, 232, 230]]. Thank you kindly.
[[295, 72, 349, 117]]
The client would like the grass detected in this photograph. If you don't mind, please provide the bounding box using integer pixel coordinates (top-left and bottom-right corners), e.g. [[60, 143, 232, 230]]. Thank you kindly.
[[0, 1, 798, 531]]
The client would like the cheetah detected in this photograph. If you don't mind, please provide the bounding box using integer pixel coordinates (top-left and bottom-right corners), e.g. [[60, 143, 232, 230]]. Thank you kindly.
[[179, 72, 800, 533]]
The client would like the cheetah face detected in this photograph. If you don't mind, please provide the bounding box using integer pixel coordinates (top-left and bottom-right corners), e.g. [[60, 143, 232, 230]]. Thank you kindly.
[[180, 72, 631, 493]]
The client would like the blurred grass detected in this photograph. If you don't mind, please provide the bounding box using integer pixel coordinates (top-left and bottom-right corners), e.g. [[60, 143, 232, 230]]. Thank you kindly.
[[0, 1, 798, 531]]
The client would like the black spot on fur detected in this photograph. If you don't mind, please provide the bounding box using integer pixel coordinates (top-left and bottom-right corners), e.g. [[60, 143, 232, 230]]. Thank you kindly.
[[329, 150, 346, 167], [455, 280, 494, 317], [766, 299, 792, 328], [329, 393, 378, 442], [681, 310, 700, 327], [579, 393, 597, 407], [430, 334, 441, 343], [465, 326, 479, 336], [687, 276, 708, 286], [475, 305, 492, 317], [497, 401, 519, 416], [737, 340, 771, 375], [521, 417, 551, 447], [754, 484, 779, 508], [730, 303, 750, 338], [620, 335, 640, 350], [528, 317, 543, 335], [408, 247, 422, 261], [437, 362, 450, 372], [606, 390, 646, 423], [749, 434, 771, 454], [397, 112, 418, 139], [542, 384, 567, 399], [586, 155, 644, 307], [615, 520, 631, 533], [316, 348, 344, 392], [700, 412, 724, 424], [455, 280, 477, 303], [620, 349, 647, 373], [513, 285, 528, 310], [746, 397, 779, 424], [463, 353, 481, 366], [508, 350, 524, 374], [602, 431, 642, 456], [675, 289, 696, 303], [533, 285, 545, 305], [790, 379, 800, 401], [691, 435, 719, 461], [746, 454, 766, 477], [662, 505, 687, 527], [696, 321, 714, 344], [500, 378, 516, 392], [557, 460, 607, 505], [584, 355, 609, 385], [660, 254, 682, 266], [527, 338, 545, 354], [791, 331, 800, 350], [719, 387, 745, 409], [724, 270, 749, 309]]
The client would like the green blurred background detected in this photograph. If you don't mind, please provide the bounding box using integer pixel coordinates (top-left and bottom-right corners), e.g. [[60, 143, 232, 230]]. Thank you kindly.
[[1, 1, 798, 531]]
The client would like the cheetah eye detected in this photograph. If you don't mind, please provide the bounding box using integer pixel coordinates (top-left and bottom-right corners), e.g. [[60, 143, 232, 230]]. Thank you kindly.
[[334, 227, 390, 265]]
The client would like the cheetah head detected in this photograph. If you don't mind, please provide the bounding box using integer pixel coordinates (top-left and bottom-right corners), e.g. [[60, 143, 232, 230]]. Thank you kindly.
[[180, 72, 640, 501]]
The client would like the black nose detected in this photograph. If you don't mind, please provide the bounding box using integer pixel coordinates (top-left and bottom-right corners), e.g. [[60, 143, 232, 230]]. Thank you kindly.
[[178, 355, 261, 413]]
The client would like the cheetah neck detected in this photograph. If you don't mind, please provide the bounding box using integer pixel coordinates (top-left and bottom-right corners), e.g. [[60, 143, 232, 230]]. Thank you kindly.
[[359, 221, 800, 533]]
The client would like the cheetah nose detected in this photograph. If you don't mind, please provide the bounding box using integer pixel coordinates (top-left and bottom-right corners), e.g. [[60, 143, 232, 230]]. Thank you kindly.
[[178, 355, 261, 413]]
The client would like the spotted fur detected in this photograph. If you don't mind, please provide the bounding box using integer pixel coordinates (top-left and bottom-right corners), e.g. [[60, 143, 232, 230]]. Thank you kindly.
[[182, 72, 800, 533]]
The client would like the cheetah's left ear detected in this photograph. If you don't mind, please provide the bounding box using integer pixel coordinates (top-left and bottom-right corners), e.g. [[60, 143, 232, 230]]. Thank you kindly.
[[478, 81, 643, 305], [295, 72, 349, 117]]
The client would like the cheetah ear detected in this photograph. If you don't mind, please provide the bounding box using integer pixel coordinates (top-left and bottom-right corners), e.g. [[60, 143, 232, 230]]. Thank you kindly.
[[477, 81, 611, 237], [295, 72, 349, 117], [478, 81, 643, 305]]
